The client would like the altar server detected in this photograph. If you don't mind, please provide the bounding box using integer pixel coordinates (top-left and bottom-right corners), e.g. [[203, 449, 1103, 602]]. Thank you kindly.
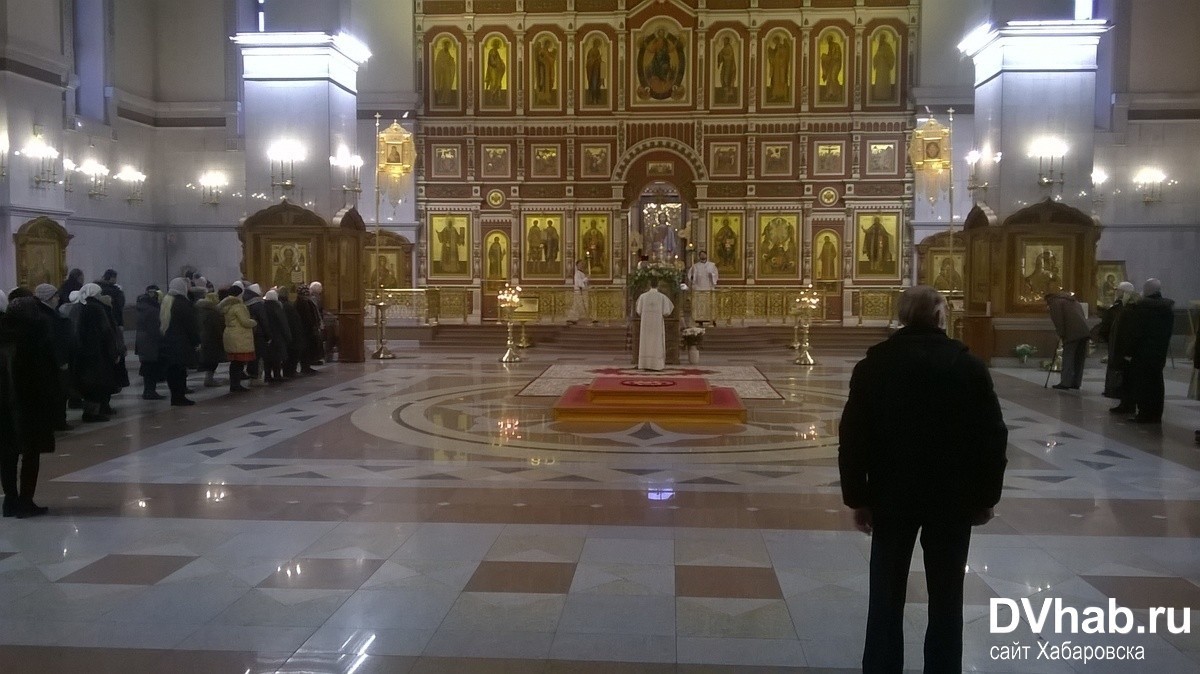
[[687, 250, 719, 325], [635, 281, 674, 370]]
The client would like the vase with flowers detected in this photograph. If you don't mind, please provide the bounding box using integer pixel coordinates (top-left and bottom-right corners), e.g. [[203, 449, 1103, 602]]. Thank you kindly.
[[1014, 343, 1037, 364], [682, 327, 705, 364]]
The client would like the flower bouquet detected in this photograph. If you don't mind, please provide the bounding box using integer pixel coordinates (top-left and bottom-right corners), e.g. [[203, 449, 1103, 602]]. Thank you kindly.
[[1014, 343, 1037, 364], [682, 326, 705, 347]]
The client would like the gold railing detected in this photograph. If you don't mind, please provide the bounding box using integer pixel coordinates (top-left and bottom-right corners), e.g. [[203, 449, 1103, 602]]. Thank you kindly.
[[365, 284, 925, 327], [369, 287, 473, 325]]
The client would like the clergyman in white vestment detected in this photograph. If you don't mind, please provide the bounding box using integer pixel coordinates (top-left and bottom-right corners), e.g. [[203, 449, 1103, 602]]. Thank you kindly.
[[636, 282, 675, 370], [567, 260, 589, 323], [687, 250, 719, 325]]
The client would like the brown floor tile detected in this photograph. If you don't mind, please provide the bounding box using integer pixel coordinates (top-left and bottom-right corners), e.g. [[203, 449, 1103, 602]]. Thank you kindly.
[[464, 560, 577, 594], [55, 554, 196, 585], [1080, 575, 1200, 610], [675, 565, 783, 599], [904, 572, 997, 605], [256, 557, 386, 590]]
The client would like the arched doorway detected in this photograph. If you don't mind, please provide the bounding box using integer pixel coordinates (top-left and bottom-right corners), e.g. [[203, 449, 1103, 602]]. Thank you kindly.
[[633, 182, 686, 266]]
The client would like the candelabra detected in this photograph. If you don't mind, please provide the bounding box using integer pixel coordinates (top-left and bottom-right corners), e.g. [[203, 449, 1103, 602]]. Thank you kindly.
[[371, 289, 395, 360], [114, 165, 146, 203], [792, 289, 821, 366], [1133, 167, 1173, 204], [199, 170, 228, 205], [330, 145, 363, 206], [1029, 136, 1067, 190], [268, 139, 306, 195], [965, 149, 1001, 202], [20, 127, 59, 187], [79, 158, 110, 198], [498, 283, 523, 363]]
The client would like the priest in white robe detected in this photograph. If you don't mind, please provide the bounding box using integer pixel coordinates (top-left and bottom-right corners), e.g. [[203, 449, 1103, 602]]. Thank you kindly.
[[687, 250, 719, 325], [567, 260, 589, 324], [636, 281, 675, 370]]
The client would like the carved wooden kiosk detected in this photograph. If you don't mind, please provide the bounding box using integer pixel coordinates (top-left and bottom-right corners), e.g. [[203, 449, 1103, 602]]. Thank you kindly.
[[238, 201, 367, 362], [963, 199, 1100, 361], [915, 229, 966, 292], [363, 230, 414, 290], [13, 216, 72, 289]]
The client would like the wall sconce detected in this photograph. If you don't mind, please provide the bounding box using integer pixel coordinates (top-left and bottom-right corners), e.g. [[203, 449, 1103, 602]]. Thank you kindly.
[[0, 132, 8, 179], [1090, 169, 1107, 205], [18, 126, 59, 187], [114, 165, 146, 203], [1133, 167, 1174, 204], [267, 139, 306, 194], [1028, 136, 1067, 189], [199, 170, 228, 205], [965, 149, 1001, 201], [61, 158, 76, 192], [78, 158, 110, 197], [329, 145, 363, 202]]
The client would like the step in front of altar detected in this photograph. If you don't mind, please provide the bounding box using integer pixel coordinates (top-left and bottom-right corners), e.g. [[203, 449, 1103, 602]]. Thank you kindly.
[[553, 376, 746, 423]]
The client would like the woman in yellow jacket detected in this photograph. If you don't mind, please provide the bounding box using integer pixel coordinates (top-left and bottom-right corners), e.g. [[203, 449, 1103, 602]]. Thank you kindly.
[[217, 285, 257, 393]]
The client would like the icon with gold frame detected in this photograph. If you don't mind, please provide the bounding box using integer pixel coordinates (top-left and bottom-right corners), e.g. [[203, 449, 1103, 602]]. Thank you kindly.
[[481, 145, 511, 179], [431, 145, 461, 178], [523, 213, 565, 279], [429, 214, 471, 279], [484, 230, 510, 281], [576, 213, 611, 278], [531, 145, 560, 178], [708, 212, 743, 279], [756, 213, 799, 279], [854, 212, 900, 279]]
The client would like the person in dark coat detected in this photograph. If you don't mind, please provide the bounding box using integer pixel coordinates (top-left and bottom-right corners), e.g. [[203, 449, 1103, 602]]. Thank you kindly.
[[296, 285, 323, 373], [1120, 278, 1176, 423], [1094, 281, 1136, 399], [57, 268, 84, 307], [838, 285, 1008, 674], [159, 278, 200, 406], [134, 286, 164, 400], [242, 283, 270, 384], [1045, 290, 1090, 390], [32, 284, 72, 431], [262, 289, 292, 384], [196, 291, 227, 388], [0, 296, 57, 517], [96, 269, 126, 328], [72, 284, 121, 422], [278, 287, 305, 377]]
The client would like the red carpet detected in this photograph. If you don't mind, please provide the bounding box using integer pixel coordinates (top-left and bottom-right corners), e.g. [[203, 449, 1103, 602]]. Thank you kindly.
[[552, 376, 747, 423]]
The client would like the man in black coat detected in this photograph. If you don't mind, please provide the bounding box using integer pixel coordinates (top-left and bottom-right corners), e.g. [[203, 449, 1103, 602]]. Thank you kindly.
[[57, 268, 84, 307], [73, 284, 121, 423], [96, 269, 126, 328], [242, 283, 271, 383], [1122, 278, 1176, 424], [0, 296, 57, 517], [278, 287, 305, 377], [160, 278, 201, 406], [839, 285, 1008, 674], [295, 285, 323, 373], [134, 286, 164, 400]]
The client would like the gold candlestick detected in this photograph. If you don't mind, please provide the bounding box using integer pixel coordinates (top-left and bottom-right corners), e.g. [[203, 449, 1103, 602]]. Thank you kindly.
[[793, 289, 821, 366]]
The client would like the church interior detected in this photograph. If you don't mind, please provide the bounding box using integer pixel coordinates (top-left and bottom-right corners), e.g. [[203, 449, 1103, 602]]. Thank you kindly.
[[2, 0, 1200, 671]]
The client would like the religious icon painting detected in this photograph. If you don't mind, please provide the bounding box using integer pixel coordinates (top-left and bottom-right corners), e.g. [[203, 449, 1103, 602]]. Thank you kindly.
[[756, 213, 800, 279], [1015, 237, 1068, 305], [365, 250, 403, 289], [576, 213, 611, 279], [761, 142, 792, 177], [529, 32, 562, 110], [580, 144, 611, 178], [484, 230, 510, 281], [479, 33, 511, 110], [866, 141, 898, 175], [761, 29, 795, 108], [928, 250, 965, 292], [268, 241, 311, 293], [647, 161, 674, 177], [530, 145, 560, 178], [632, 20, 690, 104], [854, 212, 901, 280], [481, 145, 511, 179], [429, 34, 461, 111], [428, 214, 472, 280], [1094, 260, 1126, 308], [814, 28, 848, 108], [579, 32, 611, 110], [523, 213, 565, 279], [707, 212, 743, 279], [813, 229, 842, 281], [867, 28, 900, 105], [430, 145, 461, 178], [709, 142, 741, 177], [710, 30, 743, 108], [814, 142, 845, 176]]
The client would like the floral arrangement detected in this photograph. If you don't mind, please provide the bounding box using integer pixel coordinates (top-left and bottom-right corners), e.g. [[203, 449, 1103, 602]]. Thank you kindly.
[[628, 263, 684, 297], [1014, 344, 1037, 362], [682, 326, 706, 347]]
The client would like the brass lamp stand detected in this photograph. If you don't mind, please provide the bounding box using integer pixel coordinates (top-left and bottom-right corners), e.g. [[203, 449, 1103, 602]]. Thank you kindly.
[[499, 284, 522, 363], [793, 289, 821, 366], [371, 113, 415, 361]]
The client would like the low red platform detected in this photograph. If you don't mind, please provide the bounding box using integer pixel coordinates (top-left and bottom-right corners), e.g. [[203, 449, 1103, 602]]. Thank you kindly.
[[553, 376, 746, 424]]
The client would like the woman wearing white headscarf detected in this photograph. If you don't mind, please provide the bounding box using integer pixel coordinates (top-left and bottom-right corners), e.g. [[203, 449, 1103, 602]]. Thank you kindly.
[[71, 283, 120, 422], [159, 278, 200, 406]]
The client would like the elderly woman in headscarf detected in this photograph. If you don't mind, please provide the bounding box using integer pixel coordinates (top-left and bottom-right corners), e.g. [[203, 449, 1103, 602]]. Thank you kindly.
[[57, 268, 84, 308], [159, 278, 200, 406], [0, 295, 58, 517], [196, 290, 227, 388], [134, 285, 164, 400], [262, 288, 292, 384], [217, 285, 256, 392], [71, 283, 121, 422], [32, 284, 72, 431]]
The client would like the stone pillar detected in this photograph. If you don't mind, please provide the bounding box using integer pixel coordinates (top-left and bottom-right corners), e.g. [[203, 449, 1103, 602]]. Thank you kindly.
[[960, 18, 1109, 215], [234, 32, 370, 220]]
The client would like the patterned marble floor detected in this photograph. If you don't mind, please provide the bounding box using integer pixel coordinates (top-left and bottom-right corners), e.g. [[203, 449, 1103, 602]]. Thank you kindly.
[[2, 346, 1200, 673]]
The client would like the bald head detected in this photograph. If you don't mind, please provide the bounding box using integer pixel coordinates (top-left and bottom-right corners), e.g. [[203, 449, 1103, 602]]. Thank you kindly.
[[1143, 278, 1162, 297]]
